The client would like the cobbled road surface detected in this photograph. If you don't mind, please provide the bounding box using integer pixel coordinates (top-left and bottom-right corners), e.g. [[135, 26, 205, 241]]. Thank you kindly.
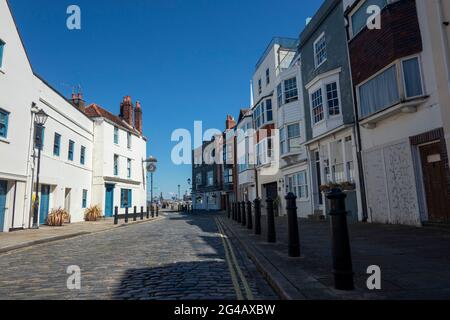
[[0, 212, 277, 300]]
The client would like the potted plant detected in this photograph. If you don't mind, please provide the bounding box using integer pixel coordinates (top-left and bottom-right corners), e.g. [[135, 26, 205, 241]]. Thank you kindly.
[[340, 181, 356, 191], [46, 208, 71, 227], [84, 205, 103, 222]]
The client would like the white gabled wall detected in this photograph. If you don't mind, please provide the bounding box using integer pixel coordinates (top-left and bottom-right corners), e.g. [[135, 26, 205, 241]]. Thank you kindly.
[[0, 0, 37, 231]]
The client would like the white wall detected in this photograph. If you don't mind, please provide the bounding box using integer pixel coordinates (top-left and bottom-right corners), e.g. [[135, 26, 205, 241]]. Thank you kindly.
[[33, 76, 94, 223], [92, 119, 147, 214], [0, 0, 36, 231]]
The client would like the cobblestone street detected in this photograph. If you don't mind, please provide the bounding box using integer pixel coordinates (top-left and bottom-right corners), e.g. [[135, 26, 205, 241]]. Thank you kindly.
[[0, 212, 277, 300]]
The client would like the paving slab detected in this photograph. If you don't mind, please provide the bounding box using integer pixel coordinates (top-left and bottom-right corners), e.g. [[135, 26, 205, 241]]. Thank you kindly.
[[219, 213, 450, 300]]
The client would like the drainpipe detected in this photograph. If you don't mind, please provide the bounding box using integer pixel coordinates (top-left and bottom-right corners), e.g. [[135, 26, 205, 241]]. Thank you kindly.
[[345, 20, 369, 222], [26, 104, 39, 228]]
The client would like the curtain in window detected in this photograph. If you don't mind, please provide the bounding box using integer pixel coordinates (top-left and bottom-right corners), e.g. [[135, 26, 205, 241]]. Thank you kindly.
[[403, 58, 423, 98], [359, 65, 399, 118]]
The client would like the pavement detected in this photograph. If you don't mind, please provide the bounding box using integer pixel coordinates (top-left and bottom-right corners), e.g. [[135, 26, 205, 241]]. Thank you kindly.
[[0, 211, 277, 300], [218, 213, 450, 300], [0, 215, 160, 254]]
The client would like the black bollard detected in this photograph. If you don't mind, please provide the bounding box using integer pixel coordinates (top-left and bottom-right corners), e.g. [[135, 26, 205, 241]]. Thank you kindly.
[[146, 206, 150, 219], [237, 201, 242, 223], [227, 201, 231, 219], [327, 189, 354, 291], [156, 206, 159, 217], [125, 207, 129, 223], [266, 198, 276, 243], [241, 201, 247, 227], [286, 193, 301, 257], [151, 205, 155, 218], [133, 206, 137, 222], [114, 206, 119, 225], [254, 198, 261, 235], [247, 201, 253, 230], [232, 202, 236, 220], [140, 206, 144, 220]]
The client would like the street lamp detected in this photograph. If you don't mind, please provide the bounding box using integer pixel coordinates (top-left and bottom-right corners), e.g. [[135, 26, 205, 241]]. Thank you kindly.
[[143, 156, 157, 205], [32, 109, 48, 229], [178, 184, 181, 201]]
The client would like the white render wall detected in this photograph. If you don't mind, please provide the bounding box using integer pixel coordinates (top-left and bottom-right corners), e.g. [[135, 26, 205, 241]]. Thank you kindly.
[[33, 76, 94, 223], [91, 118, 147, 214], [0, 0, 38, 231]]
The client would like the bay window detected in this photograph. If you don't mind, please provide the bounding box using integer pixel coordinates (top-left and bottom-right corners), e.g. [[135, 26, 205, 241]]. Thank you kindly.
[[256, 138, 273, 166], [358, 56, 424, 119], [253, 99, 273, 129], [280, 123, 301, 155], [287, 171, 309, 200]]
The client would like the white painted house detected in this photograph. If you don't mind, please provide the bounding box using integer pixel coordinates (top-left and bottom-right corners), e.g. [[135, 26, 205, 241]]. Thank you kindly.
[[0, 0, 148, 231], [85, 98, 147, 217], [0, 0, 36, 231], [276, 53, 313, 218], [251, 37, 298, 214]]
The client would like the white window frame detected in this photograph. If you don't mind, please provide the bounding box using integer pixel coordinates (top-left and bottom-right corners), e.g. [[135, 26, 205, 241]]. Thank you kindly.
[[286, 171, 309, 200], [400, 55, 425, 100], [310, 88, 324, 125], [356, 54, 425, 119], [313, 32, 327, 68], [325, 81, 341, 117], [284, 77, 298, 104]]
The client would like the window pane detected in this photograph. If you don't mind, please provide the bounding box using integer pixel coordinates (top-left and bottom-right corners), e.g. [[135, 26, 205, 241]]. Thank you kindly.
[[284, 78, 298, 103], [403, 58, 423, 98], [326, 82, 340, 116], [315, 35, 327, 67], [359, 65, 400, 118], [0, 40, 4, 69], [351, 0, 387, 36], [311, 89, 324, 124]]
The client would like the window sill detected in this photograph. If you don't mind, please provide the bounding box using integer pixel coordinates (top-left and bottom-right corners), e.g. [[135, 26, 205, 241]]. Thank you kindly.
[[360, 96, 429, 129], [0, 137, 10, 144], [314, 59, 327, 70]]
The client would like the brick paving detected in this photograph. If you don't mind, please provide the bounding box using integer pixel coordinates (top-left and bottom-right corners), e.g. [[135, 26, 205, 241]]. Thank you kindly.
[[220, 213, 450, 300], [0, 211, 276, 300]]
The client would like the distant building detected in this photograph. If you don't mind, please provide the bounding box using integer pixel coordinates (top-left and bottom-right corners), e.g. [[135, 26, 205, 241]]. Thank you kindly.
[[192, 138, 223, 211]]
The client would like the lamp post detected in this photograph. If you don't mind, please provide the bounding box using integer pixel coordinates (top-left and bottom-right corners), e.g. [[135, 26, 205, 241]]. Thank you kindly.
[[32, 109, 48, 229], [178, 184, 181, 201], [143, 156, 157, 206]]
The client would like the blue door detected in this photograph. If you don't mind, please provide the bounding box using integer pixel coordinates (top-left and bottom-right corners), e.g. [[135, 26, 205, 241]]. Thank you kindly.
[[0, 180, 7, 232], [105, 184, 114, 217], [39, 185, 50, 225]]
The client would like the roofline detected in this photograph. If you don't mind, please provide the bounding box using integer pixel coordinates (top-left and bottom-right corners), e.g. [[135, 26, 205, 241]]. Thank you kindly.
[[299, 0, 341, 48], [255, 37, 299, 71], [5, 0, 34, 72], [33, 72, 92, 120]]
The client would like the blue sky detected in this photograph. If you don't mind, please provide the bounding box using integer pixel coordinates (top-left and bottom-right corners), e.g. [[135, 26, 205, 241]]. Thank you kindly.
[[9, 0, 323, 199]]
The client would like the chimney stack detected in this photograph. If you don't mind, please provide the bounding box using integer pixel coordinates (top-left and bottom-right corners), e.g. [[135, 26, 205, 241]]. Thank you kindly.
[[225, 115, 236, 130], [70, 91, 85, 110], [135, 100, 143, 134], [120, 96, 134, 127]]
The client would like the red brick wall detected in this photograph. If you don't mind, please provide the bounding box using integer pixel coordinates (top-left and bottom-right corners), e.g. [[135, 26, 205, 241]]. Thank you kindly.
[[348, 0, 423, 85]]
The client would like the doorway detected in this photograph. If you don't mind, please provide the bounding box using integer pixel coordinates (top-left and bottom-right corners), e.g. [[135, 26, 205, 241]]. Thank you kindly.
[[419, 142, 450, 223], [0, 180, 7, 232], [105, 184, 115, 217], [39, 185, 50, 225]]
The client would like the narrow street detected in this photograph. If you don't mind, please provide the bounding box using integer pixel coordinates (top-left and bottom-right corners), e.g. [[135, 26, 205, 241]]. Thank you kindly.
[[0, 211, 277, 300]]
